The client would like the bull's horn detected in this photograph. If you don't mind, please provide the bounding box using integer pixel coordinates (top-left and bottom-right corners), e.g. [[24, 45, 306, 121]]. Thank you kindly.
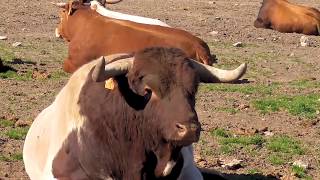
[[105, 0, 122, 4], [92, 56, 134, 82], [51, 2, 67, 8], [190, 59, 247, 83]]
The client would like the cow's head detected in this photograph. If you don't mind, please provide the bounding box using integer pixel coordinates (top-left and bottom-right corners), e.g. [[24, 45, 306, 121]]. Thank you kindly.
[[53, 0, 122, 39], [92, 47, 247, 146]]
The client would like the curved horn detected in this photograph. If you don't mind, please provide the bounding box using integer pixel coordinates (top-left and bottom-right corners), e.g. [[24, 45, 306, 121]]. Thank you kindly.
[[189, 59, 247, 83], [92, 56, 134, 82], [51, 2, 67, 8], [105, 0, 122, 4]]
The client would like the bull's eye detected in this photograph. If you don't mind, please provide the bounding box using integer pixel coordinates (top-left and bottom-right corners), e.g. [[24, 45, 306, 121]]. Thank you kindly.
[[138, 75, 144, 81]]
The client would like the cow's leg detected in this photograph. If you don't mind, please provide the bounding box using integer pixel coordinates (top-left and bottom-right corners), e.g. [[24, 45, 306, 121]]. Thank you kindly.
[[177, 146, 203, 180]]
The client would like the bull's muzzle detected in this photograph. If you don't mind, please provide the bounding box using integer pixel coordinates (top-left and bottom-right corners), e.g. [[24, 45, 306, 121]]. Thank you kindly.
[[175, 122, 201, 145]]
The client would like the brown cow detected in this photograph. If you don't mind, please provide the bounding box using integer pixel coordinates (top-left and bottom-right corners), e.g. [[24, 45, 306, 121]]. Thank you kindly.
[[23, 47, 243, 179], [55, 1, 216, 73], [254, 0, 320, 35]]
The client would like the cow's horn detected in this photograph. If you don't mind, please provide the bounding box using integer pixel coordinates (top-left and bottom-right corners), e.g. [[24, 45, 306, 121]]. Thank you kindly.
[[92, 56, 134, 82], [105, 0, 122, 4], [190, 59, 247, 83], [51, 2, 67, 8]]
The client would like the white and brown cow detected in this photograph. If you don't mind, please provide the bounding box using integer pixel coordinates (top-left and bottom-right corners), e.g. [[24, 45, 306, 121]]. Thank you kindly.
[[23, 47, 246, 179]]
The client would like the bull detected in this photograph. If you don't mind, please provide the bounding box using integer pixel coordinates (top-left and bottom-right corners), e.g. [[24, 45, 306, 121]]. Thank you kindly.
[[54, 1, 216, 73], [254, 0, 320, 35], [23, 47, 246, 179]]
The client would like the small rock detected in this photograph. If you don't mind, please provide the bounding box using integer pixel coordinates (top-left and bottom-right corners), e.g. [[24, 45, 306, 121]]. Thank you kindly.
[[209, 31, 218, 36], [289, 53, 295, 57], [0, 36, 8, 40], [233, 42, 243, 47], [215, 17, 221, 20], [15, 120, 29, 127], [208, 1, 215, 5], [263, 131, 274, 137], [12, 42, 22, 47], [220, 159, 243, 170], [293, 160, 309, 169], [300, 36, 310, 47], [257, 37, 265, 40]]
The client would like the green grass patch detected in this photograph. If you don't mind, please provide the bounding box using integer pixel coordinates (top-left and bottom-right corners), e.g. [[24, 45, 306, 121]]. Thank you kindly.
[[289, 79, 320, 89], [247, 168, 262, 175], [211, 128, 265, 154], [216, 107, 239, 114], [291, 165, 311, 179], [0, 70, 32, 81], [267, 136, 304, 155], [200, 83, 276, 95], [210, 128, 231, 138], [0, 119, 14, 128], [50, 70, 69, 80], [5, 127, 29, 140], [268, 153, 286, 165], [0, 153, 23, 162], [253, 94, 320, 119], [0, 42, 16, 62]]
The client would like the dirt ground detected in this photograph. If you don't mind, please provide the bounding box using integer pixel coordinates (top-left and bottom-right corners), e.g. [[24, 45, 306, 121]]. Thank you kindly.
[[0, 0, 319, 179]]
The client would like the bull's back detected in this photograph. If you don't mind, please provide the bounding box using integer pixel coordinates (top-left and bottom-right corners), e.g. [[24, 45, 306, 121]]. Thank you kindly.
[[255, 0, 320, 35]]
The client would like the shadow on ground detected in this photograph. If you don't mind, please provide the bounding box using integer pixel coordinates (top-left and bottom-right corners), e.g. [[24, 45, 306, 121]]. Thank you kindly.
[[200, 168, 278, 180], [0, 59, 16, 73]]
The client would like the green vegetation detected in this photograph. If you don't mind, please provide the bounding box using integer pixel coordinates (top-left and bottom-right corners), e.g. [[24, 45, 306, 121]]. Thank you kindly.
[[247, 168, 262, 175], [268, 154, 286, 165], [216, 107, 239, 114], [0, 70, 33, 81], [267, 136, 305, 166], [200, 83, 277, 95], [210, 128, 264, 154], [6, 127, 29, 140], [50, 70, 69, 79], [0, 118, 14, 128], [0, 153, 23, 162], [210, 128, 231, 138], [289, 79, 320, 89], [0, 42, 16, 62], [267, 136, 304, 155], [291, 165, 311, 179], [253, 94, 320, 119]]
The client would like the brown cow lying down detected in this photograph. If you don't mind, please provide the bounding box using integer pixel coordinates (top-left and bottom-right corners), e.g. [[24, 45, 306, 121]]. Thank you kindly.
[[23, 47, 246, 179], [254, 0, 320, 35], [54, 1, 216, 73]]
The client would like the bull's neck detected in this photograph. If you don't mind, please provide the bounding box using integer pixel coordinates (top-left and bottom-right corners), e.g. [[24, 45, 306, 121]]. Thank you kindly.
[[66, 9, 96, 41], [74, 74, 164, 179]]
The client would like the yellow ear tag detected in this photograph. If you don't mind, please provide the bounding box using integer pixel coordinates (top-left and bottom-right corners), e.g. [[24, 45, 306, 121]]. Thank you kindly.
[[105, 78, 115, 90]]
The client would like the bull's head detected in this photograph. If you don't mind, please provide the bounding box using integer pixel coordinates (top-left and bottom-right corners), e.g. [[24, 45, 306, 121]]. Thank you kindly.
[[53, 0, 122, 39], [91, 47, 247, 146]]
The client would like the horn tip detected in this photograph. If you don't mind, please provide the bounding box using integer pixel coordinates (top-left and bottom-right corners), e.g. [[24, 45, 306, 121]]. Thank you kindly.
[[92, 56, 106, 82]]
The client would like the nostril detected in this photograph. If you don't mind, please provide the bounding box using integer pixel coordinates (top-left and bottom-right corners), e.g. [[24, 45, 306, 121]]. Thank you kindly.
[[176, 123, 187, 137]]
